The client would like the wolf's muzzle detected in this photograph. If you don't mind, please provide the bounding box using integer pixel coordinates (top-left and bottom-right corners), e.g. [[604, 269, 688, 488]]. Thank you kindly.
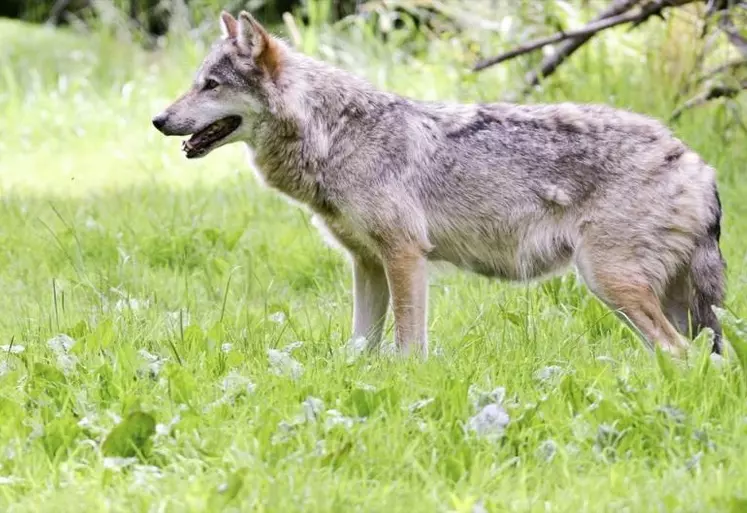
[[152, 113, 169, 132]]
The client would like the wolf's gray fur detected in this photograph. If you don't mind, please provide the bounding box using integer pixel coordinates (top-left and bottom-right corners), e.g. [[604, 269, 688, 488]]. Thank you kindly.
[[153, 11, 726, 357]]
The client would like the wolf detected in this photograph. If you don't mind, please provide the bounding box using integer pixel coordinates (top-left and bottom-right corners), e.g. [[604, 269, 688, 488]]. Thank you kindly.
[[152, 11, 726, 358]]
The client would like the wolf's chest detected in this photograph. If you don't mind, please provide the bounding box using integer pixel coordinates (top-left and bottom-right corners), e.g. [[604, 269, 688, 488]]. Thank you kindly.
[[311, 214, 382, 263]]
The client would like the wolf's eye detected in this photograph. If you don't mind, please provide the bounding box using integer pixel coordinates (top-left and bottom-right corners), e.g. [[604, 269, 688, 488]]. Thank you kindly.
[[204, 78, 220, 90]]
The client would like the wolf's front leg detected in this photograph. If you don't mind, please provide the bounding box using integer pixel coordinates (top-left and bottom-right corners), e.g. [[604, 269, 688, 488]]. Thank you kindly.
[[382, 246, 428, 357], [352, 258, 390, 349]]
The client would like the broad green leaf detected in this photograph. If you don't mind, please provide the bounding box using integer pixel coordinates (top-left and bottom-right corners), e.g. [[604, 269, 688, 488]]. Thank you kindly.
[[206, 468, 248, 510], [102, 411, 156, 458], [344, 387, 400, 417], [655, 347, 679, 384], [715, 307, 747, 380], [41, 416, 80, 460]]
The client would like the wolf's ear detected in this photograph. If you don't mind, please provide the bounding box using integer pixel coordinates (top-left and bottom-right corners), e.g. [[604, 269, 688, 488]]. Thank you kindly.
[[219, 11, 237, 39], [237, 11, 282, 77]]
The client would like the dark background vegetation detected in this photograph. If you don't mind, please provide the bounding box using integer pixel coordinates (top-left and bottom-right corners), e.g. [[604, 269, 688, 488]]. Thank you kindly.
[[3, 1, 745, 121]]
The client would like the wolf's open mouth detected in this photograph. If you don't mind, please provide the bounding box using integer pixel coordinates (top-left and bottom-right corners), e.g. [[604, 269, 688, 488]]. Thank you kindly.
[[181, 116, 242, 158]]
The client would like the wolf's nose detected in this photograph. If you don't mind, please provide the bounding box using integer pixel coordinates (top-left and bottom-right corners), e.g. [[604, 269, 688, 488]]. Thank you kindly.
[[152, 113, 168, 131]]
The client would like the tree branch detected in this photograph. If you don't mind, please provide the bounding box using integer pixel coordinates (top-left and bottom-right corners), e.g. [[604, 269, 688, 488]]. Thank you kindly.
[[717, 10, 747, 56], [473, 0, 699, 72], [47, 0, 77, 25], [524, 0, 641, 90], [697, 57, 747, 84], [670, 79, 747, 120], [523, 0, 643, 89]]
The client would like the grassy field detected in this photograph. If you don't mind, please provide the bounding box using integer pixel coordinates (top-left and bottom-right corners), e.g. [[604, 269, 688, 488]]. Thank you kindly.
[[2, 9, 747, 512]]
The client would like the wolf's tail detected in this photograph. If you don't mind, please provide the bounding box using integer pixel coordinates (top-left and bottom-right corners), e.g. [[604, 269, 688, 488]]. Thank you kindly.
[[689, 185, 726, 353]]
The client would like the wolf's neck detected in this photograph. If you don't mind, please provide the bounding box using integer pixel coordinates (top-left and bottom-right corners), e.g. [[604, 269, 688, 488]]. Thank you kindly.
[[248, 54, 387, 213]]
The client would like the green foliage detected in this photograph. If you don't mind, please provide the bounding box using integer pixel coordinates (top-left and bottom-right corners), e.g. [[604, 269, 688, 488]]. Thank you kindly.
[[102, 411, 157, 458], [0, 5, 747, 512]]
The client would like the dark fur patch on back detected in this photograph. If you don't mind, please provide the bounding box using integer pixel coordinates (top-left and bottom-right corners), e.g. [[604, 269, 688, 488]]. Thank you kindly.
[[339, 101, 365, 122], [341, 98, 408, 127], [446, 108, 501, 139], [664, 145, 685, 164]]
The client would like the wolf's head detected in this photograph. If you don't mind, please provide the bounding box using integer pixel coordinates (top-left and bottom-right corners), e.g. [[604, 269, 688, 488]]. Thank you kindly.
[[152, 11, 283, 159]]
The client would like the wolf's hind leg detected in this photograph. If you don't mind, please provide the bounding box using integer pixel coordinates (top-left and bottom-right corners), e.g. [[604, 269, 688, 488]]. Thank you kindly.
[[662, 269, 693, 338], [576, 248, 688, 356]]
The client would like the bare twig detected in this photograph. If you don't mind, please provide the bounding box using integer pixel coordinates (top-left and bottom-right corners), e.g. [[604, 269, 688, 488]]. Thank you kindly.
[[670, 79, 747, 120], [672, 13, 724, 103], [697, 57, 747, 83], [674, 2, 746, 104], [523, 0, 643, 90], [706, 0, 747, 17], [473, 0, 699, 72], [47, 0, 89, 25], [718, 11, 747, 56]]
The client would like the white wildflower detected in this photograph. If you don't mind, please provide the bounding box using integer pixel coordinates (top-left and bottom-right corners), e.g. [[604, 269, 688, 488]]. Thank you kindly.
[[138, 349, 168, 377], [47, 334, 75, 353], [47, 334, 77, 374], [268, 349, 303, 380], [268, 311, 286, 324], [467, 403, 510, 441], [339, 336, 367, 363], [103, 457, 138, 471], [1, 344, 25, 354], [324, 409, 356, 432], [534, 365, 564, 384]]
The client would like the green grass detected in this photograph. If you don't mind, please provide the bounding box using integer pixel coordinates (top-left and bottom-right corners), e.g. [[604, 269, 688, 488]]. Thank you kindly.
[[2, 12, 747, 512]]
